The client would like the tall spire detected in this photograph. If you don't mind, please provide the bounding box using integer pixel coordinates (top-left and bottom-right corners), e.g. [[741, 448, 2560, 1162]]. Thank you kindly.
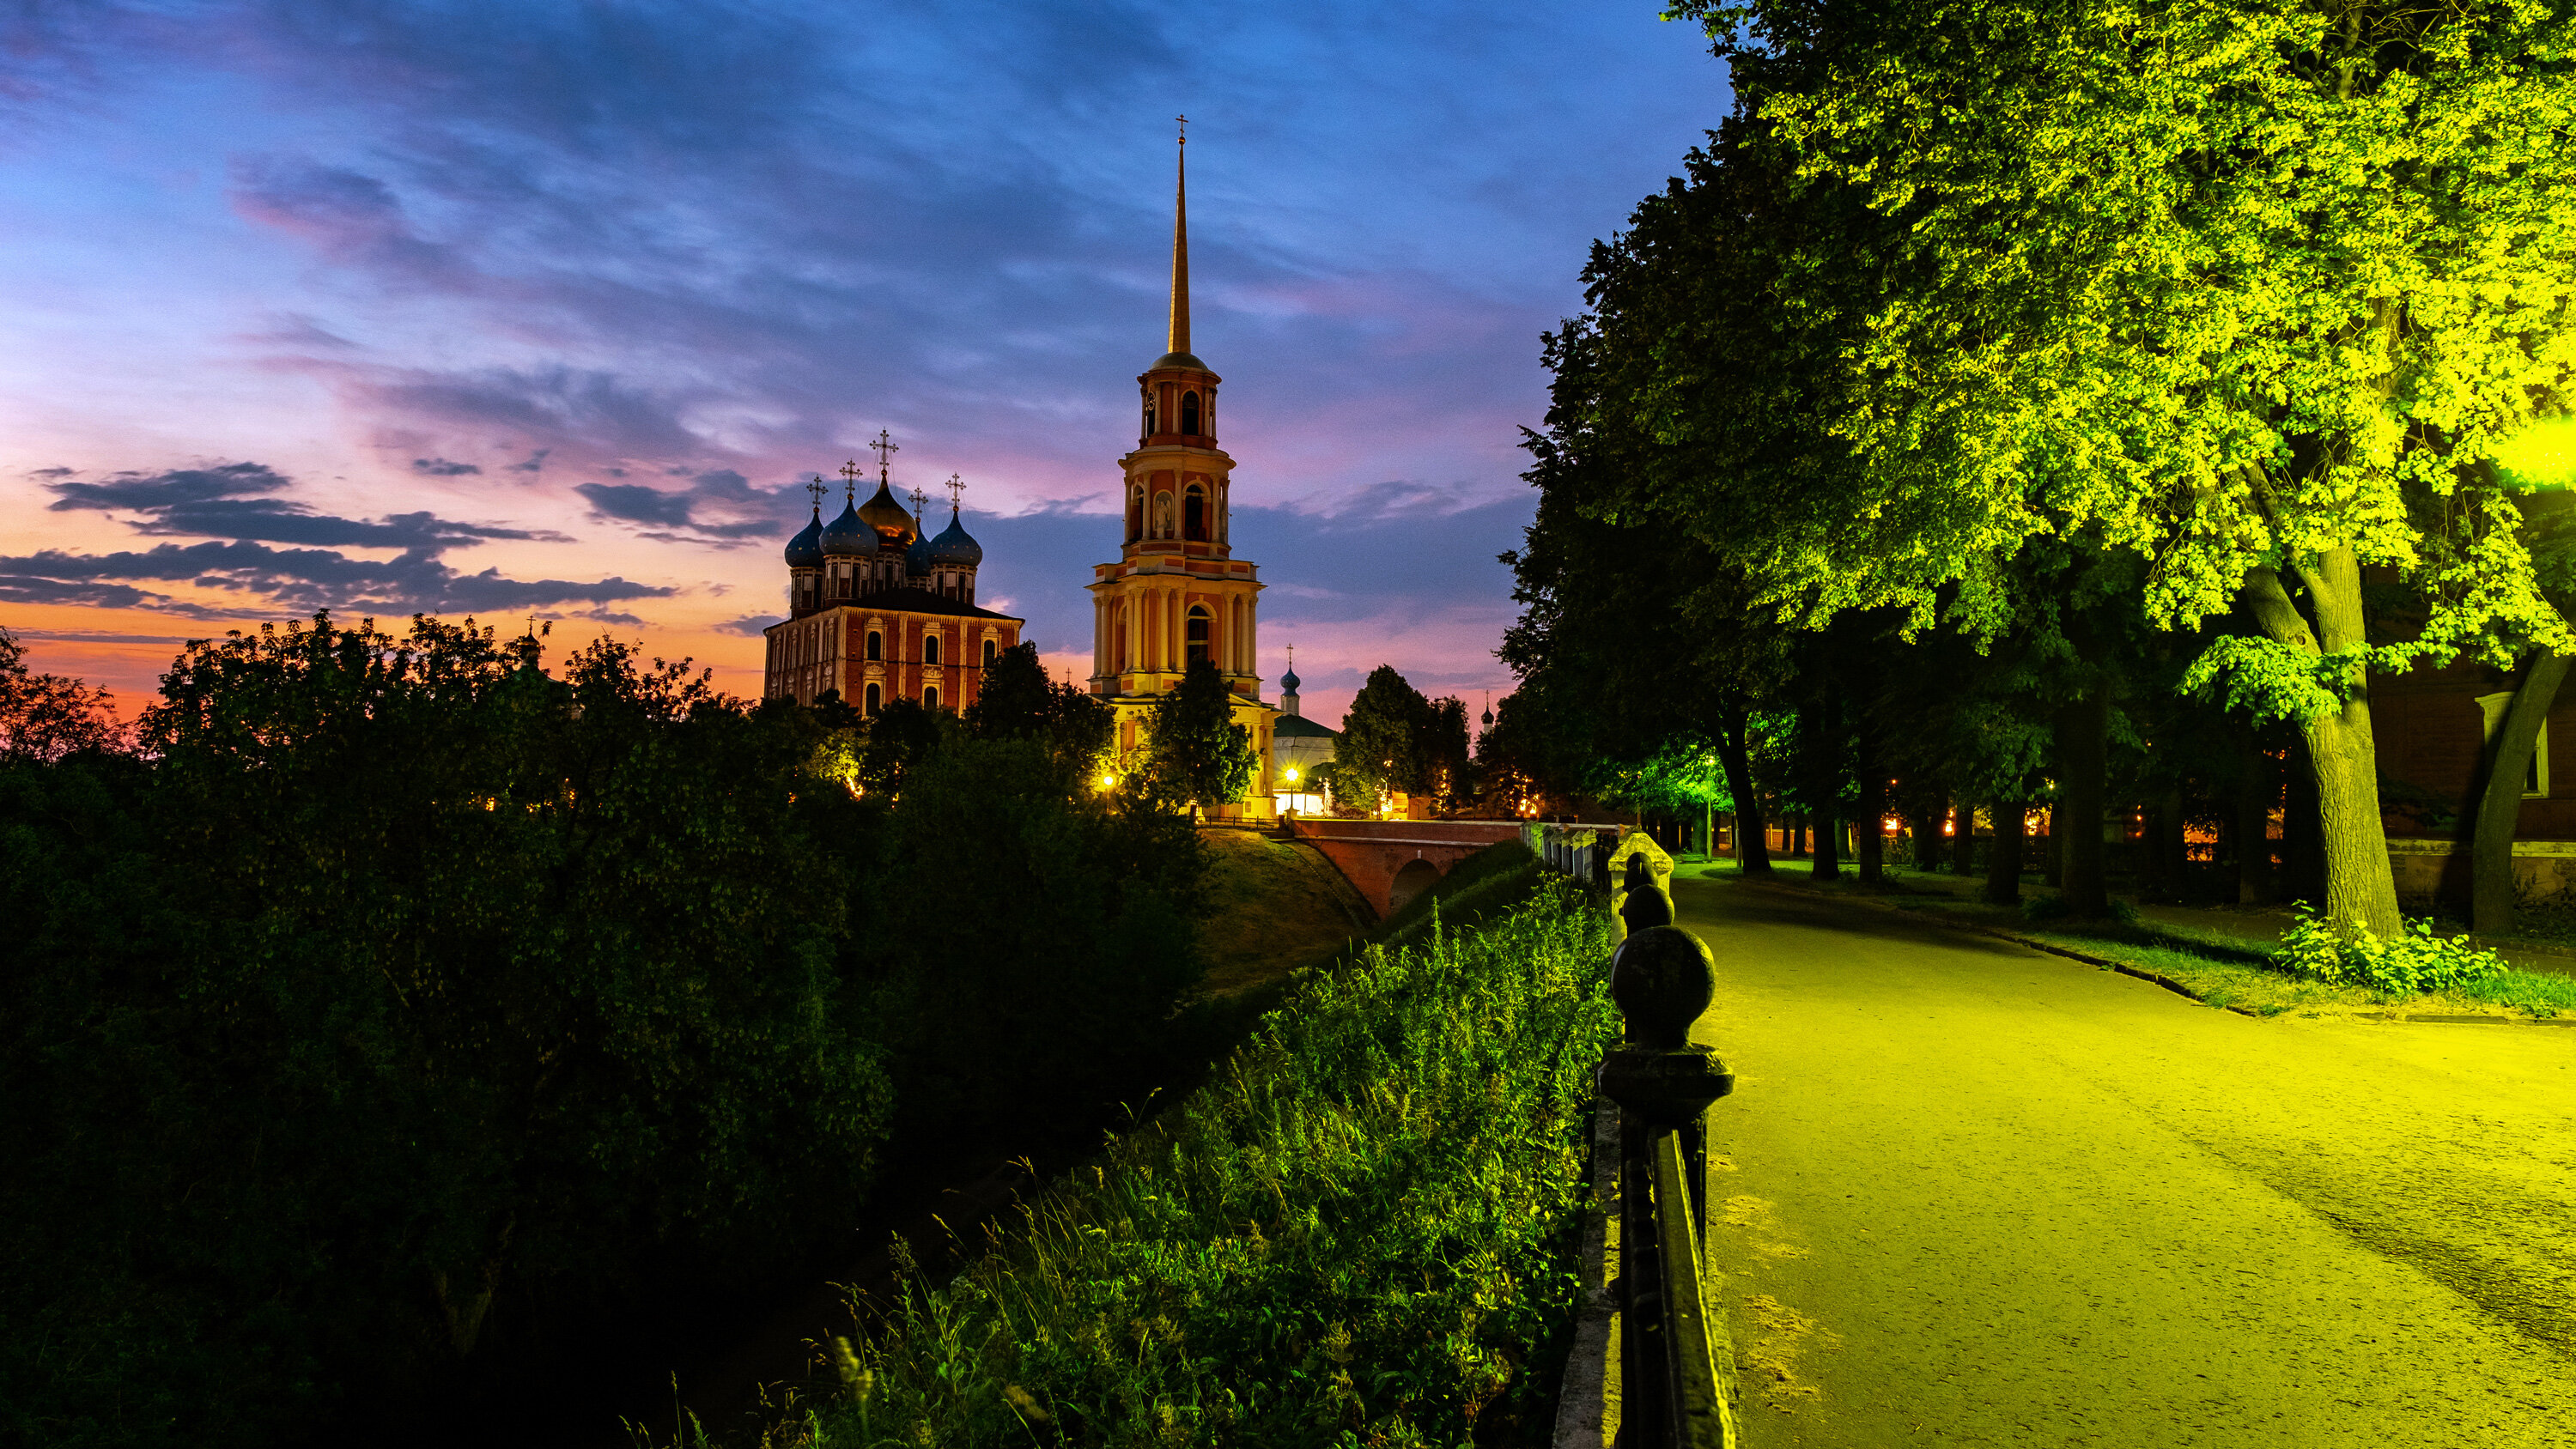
[[1169, 115, 1190, 357]]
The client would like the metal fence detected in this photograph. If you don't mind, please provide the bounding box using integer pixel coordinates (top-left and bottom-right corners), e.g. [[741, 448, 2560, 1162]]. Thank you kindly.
[[1594, 852, 1739, 1448]]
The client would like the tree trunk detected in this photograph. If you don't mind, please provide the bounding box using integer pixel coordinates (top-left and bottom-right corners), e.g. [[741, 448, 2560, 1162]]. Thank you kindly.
[[1982, 800, 2026, 905], [2056, 694, 2111, 916], [2282, 737, 2328, 909], [2472, 652, 2567, 937], [2237, 727, 2279, 906], [2139, 786, 2186, 904], [1952, 798, 1978, 876], [2243, 557, 2401, 937], [1855, 726, 1886, 888], [2040, 816, 2062, 888], [1712, 707, 1772, 876]]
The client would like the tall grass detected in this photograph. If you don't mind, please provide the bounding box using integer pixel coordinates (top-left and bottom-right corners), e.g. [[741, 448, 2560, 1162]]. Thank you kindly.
[[799, 878, 1617, 1448]]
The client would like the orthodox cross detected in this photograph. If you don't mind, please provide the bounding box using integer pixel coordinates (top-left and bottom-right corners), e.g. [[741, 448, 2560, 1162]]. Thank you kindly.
[[806, 474, 829, 509], [836, 459, 864, 502], [1176, 113, 1186, 147], [908, 487, 930, 523], [869, 429, 899, 483], [945, 473, 966, 514]]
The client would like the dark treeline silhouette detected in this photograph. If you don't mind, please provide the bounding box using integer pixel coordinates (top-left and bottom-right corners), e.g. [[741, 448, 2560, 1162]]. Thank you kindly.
[[0, 620, 1206, 1448]]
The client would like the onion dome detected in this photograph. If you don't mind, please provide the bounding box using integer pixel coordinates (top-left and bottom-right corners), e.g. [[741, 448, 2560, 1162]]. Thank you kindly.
[[784, 506, 823, 567], [919, 508, 983, 568], [904, 531, 935, 576], [857, 482, 917, 545], [818, 497, 877, 555], [1279, 664, 1301, 693]]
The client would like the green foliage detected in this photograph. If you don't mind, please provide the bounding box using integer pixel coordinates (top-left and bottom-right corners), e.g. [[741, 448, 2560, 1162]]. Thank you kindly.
[[1334, 665, 1469, 812], [2272, 907, 2509, 996], [966, 641, 1114, 789], [805, 882, 1617, 1448], [1142, 658, 1256, 817], [1594, 736, 1731, 814], [0, 612, 1212, 1448]]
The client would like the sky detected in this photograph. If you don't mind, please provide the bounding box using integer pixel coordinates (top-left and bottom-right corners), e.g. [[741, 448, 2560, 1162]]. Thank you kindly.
[[0, 0, 1732, 730]]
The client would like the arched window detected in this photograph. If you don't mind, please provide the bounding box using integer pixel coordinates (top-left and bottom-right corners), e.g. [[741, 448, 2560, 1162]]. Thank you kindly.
[[1141, 395, 1157, 440], [1180, 390, 1200, 436], [1115, 605, 1128, 670], [925, 633, 941, 665], [982, 637, 997, 665], [924, 685, 940, 711], [864, 682, 881, 714], [1127, 485, 1144, 542], [866, 630, 882, 662], [1186, 604, 1212, 665], [1184, 484, 1206, 542]]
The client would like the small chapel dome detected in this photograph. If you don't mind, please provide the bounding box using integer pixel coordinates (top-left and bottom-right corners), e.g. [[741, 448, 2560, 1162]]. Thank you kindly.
[[904, 531, 936, 577], [1279, 665, 1301, 693], [785, 507, 823, 567], [819, 498, 878, 555], [920, 510, 983, 568]]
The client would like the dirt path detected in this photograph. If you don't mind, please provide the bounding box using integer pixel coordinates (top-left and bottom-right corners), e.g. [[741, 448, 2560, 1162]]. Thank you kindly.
[[1675, 875, 2576, 1447]]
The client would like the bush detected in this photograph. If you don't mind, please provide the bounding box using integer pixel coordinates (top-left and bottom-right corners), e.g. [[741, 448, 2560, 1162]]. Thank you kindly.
[[808, 881, 1618, 1447], [2272, 906, 2508, 995]]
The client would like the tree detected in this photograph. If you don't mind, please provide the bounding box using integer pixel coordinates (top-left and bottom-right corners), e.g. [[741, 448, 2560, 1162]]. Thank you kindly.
[[966, 642, 1113, 791], [0, 626, 125, 761], [1667, 0, 2576, 937], [1334, 665, 1431, 813], [1141, 658, 1255, 821]]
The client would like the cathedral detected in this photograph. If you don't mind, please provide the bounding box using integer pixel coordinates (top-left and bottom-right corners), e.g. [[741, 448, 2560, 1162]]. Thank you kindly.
[[762, 442, 1024, 714], [764, 128, 1279, 817], [1084, 128, 1279, 820]]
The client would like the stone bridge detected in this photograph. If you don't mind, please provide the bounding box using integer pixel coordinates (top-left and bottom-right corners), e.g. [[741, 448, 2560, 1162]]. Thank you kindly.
[[1283, 819, 1529, 919]]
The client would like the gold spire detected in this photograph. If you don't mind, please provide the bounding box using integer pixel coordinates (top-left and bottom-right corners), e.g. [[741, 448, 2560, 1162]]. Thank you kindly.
[[1169, 115, 1190, 357]]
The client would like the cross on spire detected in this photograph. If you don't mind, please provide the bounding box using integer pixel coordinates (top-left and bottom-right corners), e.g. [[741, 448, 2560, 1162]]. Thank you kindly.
[[836, 459, 862, 501], [870, 429, 899, 483], [945, 473, 966, 513], [908, 487, 930, 521], [805, 474, 829, 509]]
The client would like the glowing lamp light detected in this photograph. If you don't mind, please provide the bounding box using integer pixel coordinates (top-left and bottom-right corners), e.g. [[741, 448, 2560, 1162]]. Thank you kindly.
[[1097, 773, 1116, 791], [1284, 766, 1300, 783]]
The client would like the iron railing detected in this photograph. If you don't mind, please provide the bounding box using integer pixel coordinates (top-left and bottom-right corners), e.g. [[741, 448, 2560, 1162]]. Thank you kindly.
[[1595, 852, 1738, 1448]]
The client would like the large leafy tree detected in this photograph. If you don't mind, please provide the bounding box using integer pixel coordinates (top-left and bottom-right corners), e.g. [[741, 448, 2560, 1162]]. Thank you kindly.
[[1660, 0, 2576, 937], [965, 641, 1114, 791], [0, 627, 125, 761], [1140, 658, 1256, 820]]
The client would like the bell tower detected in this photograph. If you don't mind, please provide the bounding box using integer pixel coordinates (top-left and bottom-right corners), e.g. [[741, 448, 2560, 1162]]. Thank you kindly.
[[1087, 120, 1275, 815]]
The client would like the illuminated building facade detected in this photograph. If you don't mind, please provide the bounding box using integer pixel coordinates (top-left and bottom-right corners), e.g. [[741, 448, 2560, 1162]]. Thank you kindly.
[[764, 443, 1023, 713], [1086, 125, 1279, 819]]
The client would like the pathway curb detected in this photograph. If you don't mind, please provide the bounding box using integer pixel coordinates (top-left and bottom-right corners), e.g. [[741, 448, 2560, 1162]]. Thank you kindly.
[[1716, 874, 2576, 1028]]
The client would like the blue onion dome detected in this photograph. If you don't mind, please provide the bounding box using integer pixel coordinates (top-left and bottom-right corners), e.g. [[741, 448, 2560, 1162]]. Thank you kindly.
[[921, 509, 982, 567], [1279, 664, 1301, 692], [818, 496, 878, 555], [784, 506, 823, 567], [905, 530, 936, 576]]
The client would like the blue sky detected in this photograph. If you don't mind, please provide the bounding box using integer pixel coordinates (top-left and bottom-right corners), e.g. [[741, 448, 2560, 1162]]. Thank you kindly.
[[0, 0, 1730, 724]]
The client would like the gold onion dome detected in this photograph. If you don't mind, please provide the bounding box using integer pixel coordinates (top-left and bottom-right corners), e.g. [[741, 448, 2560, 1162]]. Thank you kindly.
[[857, 481, 917, 544]]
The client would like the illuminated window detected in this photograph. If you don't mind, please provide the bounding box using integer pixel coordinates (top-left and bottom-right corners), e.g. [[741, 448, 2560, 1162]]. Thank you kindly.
[[1180, 390, 1200, 435], [866, 630, 882, 662], [925, 633, 941, 665], [864, 682, 880, 714]]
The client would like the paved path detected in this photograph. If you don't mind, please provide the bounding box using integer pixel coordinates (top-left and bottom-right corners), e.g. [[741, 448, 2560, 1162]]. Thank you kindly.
[[1674, 875, 2576, 1447]]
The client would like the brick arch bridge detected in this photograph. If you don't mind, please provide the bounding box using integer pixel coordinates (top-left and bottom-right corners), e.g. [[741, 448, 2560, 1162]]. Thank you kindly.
[[1284, 819, 1529, 919]]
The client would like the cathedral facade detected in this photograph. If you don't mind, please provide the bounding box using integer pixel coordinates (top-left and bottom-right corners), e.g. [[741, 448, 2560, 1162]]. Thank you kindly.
[[763, 449, 1023, 713], [1086, 131, 1279, 820]]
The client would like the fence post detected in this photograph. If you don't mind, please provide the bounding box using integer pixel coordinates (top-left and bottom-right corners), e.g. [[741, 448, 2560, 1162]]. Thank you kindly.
[[1596, 925, 1736, 1448]]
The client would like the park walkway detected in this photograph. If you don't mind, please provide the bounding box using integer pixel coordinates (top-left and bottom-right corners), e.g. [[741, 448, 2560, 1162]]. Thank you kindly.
[[1674, 874, 2576, 1447]]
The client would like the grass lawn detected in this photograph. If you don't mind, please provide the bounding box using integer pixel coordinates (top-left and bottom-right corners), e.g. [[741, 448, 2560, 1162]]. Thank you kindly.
[[1686, 859, 2576, 1022]]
